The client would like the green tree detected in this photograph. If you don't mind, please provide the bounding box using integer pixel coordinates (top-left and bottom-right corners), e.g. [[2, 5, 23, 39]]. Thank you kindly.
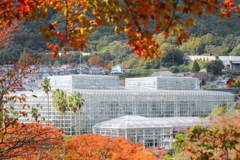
[[18, 48, 28, 63], [67, 92, 84, 135], [206, 60, 225, 75], [160, 43, 183, 68], [178, 65, 190, 72], [41, 77, 51, 123], [230, 44, 240, 56], [210, 45, 229, 56], [67, 92, 84, 114], [192, 60, 200, 73], [52, 89, 68, 129], [209, 105, 232, 116], [54, 60, 61, 66], [223, 34, 240, 52], [30, 108, 40, 122], [169, 66, 179, 73], [180, 37, 202, 55], [201, 33, 214, 45], [151, 58, 161, 69]]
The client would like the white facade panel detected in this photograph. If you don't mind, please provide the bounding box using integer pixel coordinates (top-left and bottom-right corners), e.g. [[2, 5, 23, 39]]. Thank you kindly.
[[7, 89, 235, 136], [93, 115, 210, 149], [126, 77, 199, 90], [49, 75, 119, 89]]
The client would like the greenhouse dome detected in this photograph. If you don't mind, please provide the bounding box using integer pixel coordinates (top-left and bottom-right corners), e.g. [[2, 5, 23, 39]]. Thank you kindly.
[[92, 115, 172, 129], [93, 115, 210, 149]]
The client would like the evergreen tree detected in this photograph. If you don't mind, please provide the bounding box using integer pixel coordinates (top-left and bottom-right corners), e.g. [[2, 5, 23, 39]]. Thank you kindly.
[[169, 66, 179, 73], [41, 77, 51, 123], [52, 89, 68, 129], [160, 43, 183, 68], [192, 60, 200, 73], [18, 48, 27, 63], [206, 60, 225, 75]]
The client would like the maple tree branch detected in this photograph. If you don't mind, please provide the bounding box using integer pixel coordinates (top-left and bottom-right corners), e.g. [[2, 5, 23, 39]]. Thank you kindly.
[[123, 0, 141, 32], [196, 0, 220, 10], [65, 0, 69, 43], [0, 123, 63, 159], [166, 0, 179, 32]]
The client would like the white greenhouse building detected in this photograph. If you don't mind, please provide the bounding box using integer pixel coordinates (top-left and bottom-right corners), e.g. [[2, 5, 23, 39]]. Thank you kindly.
[[93, 115, 211, 149], [7, 75, 235, 147], [125, 76, 200, 90], [49, 75, 119, 89]]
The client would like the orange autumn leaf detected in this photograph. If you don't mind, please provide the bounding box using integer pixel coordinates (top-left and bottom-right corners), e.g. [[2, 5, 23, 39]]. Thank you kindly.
[[0, 0, 238, 59], [174, 110, 240, 160], [63, 134, 154, 160], [88, 55, 103, 66], [1, 122, 64, 159], [0, 22, 19, 46]]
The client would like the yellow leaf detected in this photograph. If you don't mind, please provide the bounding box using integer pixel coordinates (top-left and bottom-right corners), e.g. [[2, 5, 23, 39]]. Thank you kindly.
[[4, 113, 8, 118], [62, 48, 69, 54], [186, 16, 196, 26], [0, 133, 5, 139]]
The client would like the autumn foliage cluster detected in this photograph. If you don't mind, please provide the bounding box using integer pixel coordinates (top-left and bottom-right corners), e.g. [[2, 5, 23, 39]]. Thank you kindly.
[[226, 78, 240, 88], [88, 55, 104, 66], [1, 123, 64, 159], [0, 12, 153, 159], [0, 23, 19, 47], [2, 131, 155, 159], [171, 109, 240, 160], [0, 56, 52, 159], [64, 134, 154, 160], [0, 0, 239, 59]]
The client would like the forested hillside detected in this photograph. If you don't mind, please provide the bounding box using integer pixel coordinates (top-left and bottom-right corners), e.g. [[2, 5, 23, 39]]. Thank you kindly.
[[1, 12, 240, 69]]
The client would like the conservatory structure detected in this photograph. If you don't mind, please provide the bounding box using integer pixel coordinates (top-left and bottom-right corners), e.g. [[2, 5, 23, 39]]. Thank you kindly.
[[7, 75, 235, 139], [125, 76, 200, 90], [9, 89, 235, 135], [49, 75, 119, 90], [93, 115, 211, 149]]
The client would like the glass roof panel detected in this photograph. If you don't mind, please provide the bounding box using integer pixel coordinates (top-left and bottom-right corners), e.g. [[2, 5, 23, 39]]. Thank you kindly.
[[93, 115, 211, 130]]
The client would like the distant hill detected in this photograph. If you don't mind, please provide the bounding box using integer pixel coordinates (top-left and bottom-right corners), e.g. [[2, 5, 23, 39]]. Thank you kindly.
[[1, 12, 239, 67]]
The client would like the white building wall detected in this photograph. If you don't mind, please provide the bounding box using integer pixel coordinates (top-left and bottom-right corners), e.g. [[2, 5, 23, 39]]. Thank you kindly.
[[125, 77, 157, 89], [126, 77, 199, 90], [184, 55, 216, 61], [49, 75, 119, 89], [8, 90, 235, 136]]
